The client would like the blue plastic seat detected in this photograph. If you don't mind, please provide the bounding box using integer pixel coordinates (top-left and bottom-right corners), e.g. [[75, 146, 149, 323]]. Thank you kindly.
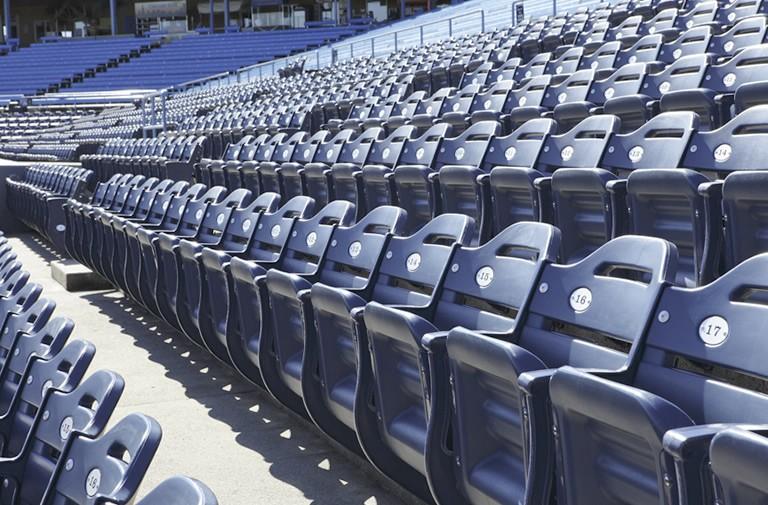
[[552, 111, 697, 264], [151, 186, 237, 331], [360, 222, 560, 502], [176, 192, 280, 351], [197, 196, 315, 364], [137, 476, 218, 505], [41, 413, 162, 505], [110, 180, 189, 293], [489, 114, 619, 239], [262, 206, 407, 417], [226, 200, 354, 383], [0, 368, 122, 505], [306, 214, 473, 461], [132, 185, 224, 316], [121, 183, 206, 308], [709, 427, 768, 505], [550, 251, 768, 505], [360, 125, 419, 211], [441, 235, 677, 505], [440, 118, 554, 243]]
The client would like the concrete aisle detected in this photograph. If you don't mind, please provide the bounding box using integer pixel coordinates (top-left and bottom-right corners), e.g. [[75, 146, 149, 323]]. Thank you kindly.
[[9, 234, 414, 505]]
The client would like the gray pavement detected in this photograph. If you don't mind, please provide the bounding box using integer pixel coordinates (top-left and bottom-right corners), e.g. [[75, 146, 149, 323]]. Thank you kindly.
[[8, 233, 418, 505]]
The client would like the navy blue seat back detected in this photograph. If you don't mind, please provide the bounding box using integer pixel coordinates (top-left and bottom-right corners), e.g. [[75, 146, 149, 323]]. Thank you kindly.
[[6, 370, 123, 505], [316, 206, 407, 289], [43, 414, 162, 505], [710, 428, 768, 505], [217, 192, 281, 252], [722, 171, 768, 269], [682, 105, 768, 178], [551, 252, 768, 505], [601, 111, 698, 174], [444, 236, 676, 505], [658, 25, 713, 64], [276, 200, 356, 275], [369, 214, 475, 306]]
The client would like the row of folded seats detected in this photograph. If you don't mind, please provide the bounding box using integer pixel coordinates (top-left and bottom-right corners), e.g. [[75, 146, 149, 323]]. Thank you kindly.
[[0, 232, 217, 504], [28, 163, 768, 505], [80, 135, 206, 182], [189, 104, 768, 287]]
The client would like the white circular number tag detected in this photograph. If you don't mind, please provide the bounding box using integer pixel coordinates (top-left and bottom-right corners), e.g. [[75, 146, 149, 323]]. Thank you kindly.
[[558, 92, 567, 104], [303, 148, 311, 158], [56, 224, 66, 232], [163, 201, 169, 210], [86, 468, 101, 497], [628, 146, 644, 163], [658, 81, 671, 94], [242, 219, 252, 232], [723, 73, 736, 87], [60, 416, 74, 440], [484, 99, 492, 109], [591, 61, 599, 69], [556, 65, 564, 74], [406, 253, 422, 272], [416, 148, 425, 160], [561, 145, 575, 161], [217, 214, 225, 225], [628, 55, 637, 64], [604, 87, 615, 99], [724, 40, 735, 53], [698, 315, 729, 346], [452, 103, 461, 112], [426, 105, 433, 114], [382, 148, 391, 159], [352, 148, 360, 159], [326, 150, 334, 160], [505, 147, 517, 160], [270, 225, 281, 238], [673, 48, 682, 60], [518, 96, 528, 106], [569, 287, 593, 312], [348, 241, 362, 257], [282, 149, 289, 158], [475, 266, 495, 287], [195, 209, 203, 220], [455, 147, 465, 160], [306, 232, 317, 247], [714, 143, 732, 163], [728, 12, 736, 21]]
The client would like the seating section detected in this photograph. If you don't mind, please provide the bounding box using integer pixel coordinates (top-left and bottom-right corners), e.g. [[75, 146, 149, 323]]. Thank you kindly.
[[68, 27, 369, 92], [0, 232, 217, 504], [11, 0, 768, 504], [0, 37, 157, 98]]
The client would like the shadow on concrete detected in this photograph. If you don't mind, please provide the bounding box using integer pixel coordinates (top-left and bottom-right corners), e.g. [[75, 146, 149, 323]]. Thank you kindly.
[[80, 288, 418, 505]]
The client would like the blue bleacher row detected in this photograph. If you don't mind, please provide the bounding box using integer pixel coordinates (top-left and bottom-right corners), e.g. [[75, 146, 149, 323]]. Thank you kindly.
[[0, 230, 217, 504], [67, 27, 369, 92], [0, 37, 157, 96], [8, 164, 768, 505]]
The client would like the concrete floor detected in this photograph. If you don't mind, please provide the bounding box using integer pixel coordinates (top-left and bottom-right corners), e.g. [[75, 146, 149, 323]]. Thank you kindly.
[[8, 233, 418, 505]]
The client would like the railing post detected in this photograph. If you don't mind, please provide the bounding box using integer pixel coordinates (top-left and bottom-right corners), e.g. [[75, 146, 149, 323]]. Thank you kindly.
[[480, 10, 485, 32], [420, 25, 424, 44], [351, 42, 354, 58], [371, 37, 374, 57], [161, 92, 167, 131], [394, 31, 398, 52], [449, 18, 453, 37], [316, 49, 320, 69], [150, 95, 156, 125], [141, 97, 146, 132]]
